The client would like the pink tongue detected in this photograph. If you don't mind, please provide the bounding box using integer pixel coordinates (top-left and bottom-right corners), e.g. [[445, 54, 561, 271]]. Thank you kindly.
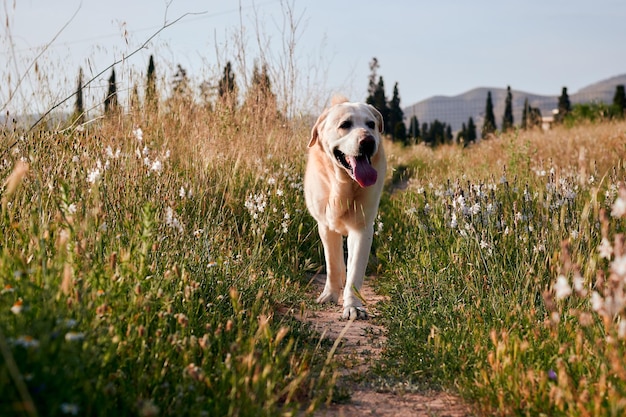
[[347, 155, 378, 187]]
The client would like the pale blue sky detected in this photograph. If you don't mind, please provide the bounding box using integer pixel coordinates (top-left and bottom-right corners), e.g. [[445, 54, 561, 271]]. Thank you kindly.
[[3, 0, 626, 114]]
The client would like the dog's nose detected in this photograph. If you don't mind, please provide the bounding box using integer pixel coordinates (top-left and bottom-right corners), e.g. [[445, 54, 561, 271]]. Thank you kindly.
[[359, 136, 376, 156]]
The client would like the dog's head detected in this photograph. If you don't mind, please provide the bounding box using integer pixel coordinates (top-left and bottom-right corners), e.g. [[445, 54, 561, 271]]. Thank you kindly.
[[309, 96, 384, 188]]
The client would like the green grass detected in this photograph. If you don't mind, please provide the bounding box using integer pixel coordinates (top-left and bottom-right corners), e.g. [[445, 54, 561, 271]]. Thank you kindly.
[[376, 123, 626, 415], [0, 113, 334, 416]]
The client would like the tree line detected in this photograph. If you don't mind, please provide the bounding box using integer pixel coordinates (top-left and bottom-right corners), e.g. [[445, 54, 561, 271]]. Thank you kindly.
[[70, 54, 626, 144], [364, 57, 626, 147], [70, 55, 280, 127]]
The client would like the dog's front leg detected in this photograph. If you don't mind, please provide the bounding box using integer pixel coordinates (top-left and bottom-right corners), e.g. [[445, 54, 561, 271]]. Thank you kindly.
[[343, 226, 373, 320], [316, 225, 345, 305]]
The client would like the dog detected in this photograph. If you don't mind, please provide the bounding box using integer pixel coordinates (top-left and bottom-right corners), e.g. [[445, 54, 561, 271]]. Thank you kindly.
[[304, 96, 386, 320]]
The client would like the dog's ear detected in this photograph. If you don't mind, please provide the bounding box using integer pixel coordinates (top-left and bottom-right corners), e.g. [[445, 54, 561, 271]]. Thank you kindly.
[[367, 105, 384, 134], [308, 108, 329, 147]]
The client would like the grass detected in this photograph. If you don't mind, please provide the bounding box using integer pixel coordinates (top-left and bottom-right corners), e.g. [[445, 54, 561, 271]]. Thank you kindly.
[[0, 99, 337, 416], [376, 121, 626, 415]]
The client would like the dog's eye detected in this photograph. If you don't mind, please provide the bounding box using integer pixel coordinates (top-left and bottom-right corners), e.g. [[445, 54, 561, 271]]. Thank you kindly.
[[339, 120, 352, 129], [366, 120, 376, 129]]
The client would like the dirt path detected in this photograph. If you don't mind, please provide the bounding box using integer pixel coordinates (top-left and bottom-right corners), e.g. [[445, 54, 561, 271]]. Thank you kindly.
[[298, 274, 473, 417]]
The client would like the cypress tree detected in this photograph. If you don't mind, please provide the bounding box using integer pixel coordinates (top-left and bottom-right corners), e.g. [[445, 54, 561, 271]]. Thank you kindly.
[[104, 68, 118, 114], [130, 85, 140, 113], [145, 55, 157, 112], [521, 97, 529, 130], [445, 124, 453, 144], [482, 91, 496, 138], [502, 86, 514, 132], [366, 57, 379, 106], [613, 85, 626, 118], [457, 123, 467, 146], [467, 117, 477, 144], [388, 82, 405, 142], [244, 61, 278, 123], [218, 61, 237, 107], [73, 67, 85, 125], [372, 77, 390, 133], [408, 115, 420, 143], [556, 87, 571, 123], [394, 122, 407, 145], [172, 64, 189, 96]]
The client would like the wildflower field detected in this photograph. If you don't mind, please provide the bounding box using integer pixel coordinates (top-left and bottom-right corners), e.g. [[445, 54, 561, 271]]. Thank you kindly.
[[378, 123, 626, 416], [2, 85, 626, 416]]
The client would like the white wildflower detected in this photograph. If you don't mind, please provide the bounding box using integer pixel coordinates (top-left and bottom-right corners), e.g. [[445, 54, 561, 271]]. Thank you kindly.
[[165, 207, 184, 234], [1, 285, 15, 294], [87, 166, 102, 184], [14, 335, 40, 348], [450, 213, 457, 229], [105, 146, 121, 159], [554, 275, 572, 300], [133, 127, 143, 142], [611, 196, 626, 218], [455, 195, 465, 210], [619, 320, 626, 339], [573, 274, 586, 295], [591, 291, 604, 313], [598, 238, 613, 260], [10, 301, 23, 315], [150, 159, 162, 174], [64, 332, 85, 342], [60, 403, 80, 415], [611, 254, 626, 277]]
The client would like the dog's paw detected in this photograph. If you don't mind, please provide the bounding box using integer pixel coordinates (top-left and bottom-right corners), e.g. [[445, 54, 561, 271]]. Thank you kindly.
[[316, 290, 339, 304], [342, 306, 368, 320]]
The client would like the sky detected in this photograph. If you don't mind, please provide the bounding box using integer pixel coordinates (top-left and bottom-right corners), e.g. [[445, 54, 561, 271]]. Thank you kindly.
[[3, 0, 626, 115]]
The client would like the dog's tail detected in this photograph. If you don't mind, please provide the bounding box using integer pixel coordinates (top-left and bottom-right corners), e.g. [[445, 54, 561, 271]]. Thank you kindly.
[[330, 95, 349, 106]]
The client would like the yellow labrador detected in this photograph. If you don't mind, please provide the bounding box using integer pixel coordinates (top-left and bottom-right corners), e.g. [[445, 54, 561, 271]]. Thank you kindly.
[[304, 96, 386, 319]]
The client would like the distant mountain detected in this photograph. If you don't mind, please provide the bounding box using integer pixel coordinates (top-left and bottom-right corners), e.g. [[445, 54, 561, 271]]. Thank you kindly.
[[403, 73, 626, 137]]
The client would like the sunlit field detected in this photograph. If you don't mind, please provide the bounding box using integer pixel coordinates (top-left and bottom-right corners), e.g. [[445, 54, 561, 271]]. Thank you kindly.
[[3, 28, 626, 415], [0, 89, 347, 415], [378, 121, 626, 415]]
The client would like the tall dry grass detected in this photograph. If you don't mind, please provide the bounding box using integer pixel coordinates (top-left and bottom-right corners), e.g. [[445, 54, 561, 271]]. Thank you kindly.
[[376, 120, 626, 416]]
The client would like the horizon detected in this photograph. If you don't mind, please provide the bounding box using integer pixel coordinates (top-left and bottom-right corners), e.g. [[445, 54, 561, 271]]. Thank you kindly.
[[3, 1, 626, 115]]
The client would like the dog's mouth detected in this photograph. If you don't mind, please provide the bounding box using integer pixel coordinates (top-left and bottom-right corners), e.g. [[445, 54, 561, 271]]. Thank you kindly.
[[333, 148, 378, 188]]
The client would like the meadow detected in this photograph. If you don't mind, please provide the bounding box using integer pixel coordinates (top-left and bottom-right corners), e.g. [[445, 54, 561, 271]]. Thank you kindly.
[[378, 122, 626, 416], [2, 69, 626, 416]]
